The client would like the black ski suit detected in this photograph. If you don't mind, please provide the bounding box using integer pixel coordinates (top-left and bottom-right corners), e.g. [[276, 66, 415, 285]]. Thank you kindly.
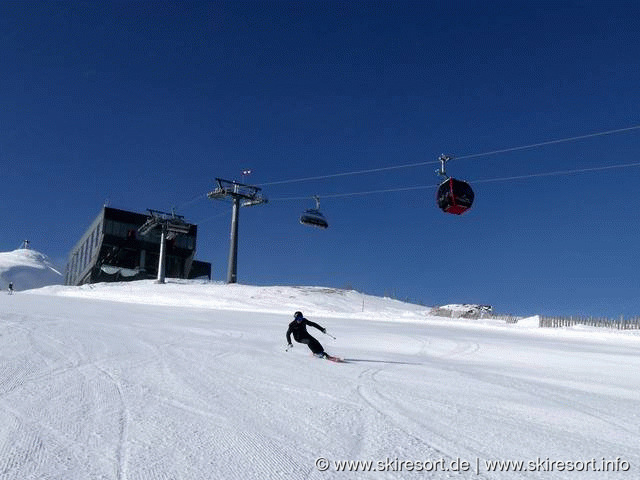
[[286, 317, 325, 354]]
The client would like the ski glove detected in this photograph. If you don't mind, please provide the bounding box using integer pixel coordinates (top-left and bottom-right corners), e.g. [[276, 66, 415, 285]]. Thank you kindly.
[[322, 328, 326, 333]]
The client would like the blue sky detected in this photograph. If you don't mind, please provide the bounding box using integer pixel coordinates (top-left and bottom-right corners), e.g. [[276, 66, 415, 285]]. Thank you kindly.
[[1, 1, 639, 317]]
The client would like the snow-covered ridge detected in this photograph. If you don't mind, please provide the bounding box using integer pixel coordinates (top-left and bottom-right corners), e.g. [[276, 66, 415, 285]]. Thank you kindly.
[[32, 280, 435, 320], [0, 248, 63, 291]]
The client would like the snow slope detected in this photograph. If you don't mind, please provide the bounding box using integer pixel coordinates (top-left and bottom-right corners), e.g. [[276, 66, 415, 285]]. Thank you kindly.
[[0, 248, 63, 291], [1, 281, 639, 479]]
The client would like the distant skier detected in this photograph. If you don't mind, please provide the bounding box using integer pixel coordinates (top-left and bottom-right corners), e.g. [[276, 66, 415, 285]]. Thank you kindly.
[[8, 282, 14, 295], [286, 311, 328, 358]]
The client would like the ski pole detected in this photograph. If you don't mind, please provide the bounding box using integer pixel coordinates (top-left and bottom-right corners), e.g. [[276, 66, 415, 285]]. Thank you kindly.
[[285, 344, 293, 352], [324, 331, 336, 340]]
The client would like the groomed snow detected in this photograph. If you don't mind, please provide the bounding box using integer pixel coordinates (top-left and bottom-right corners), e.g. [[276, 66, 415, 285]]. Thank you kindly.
[[1, 280, 639, 479]]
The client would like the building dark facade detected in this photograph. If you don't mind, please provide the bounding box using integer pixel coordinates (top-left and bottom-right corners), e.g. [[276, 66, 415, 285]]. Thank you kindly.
[[65, 207, 211, 285]]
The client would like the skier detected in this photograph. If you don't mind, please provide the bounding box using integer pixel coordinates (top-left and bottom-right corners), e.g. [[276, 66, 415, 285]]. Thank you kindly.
[[8, 282, 14, 295], [286, 311, 328, 358]]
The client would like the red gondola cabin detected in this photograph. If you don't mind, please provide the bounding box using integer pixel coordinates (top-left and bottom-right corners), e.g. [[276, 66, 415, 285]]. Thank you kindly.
[[436, 177, 474, 215]]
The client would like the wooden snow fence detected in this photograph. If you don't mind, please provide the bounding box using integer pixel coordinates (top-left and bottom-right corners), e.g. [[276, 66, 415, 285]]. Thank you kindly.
[[539, 315, 640, 330]]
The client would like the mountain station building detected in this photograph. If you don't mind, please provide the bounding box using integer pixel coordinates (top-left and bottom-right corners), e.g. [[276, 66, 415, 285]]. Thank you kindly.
[[65, 206, 211, 286]]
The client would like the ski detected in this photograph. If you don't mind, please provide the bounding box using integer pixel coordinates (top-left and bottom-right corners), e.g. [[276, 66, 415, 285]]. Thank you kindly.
[[313, 353, 345, 363], [325, 355, 345, 363]]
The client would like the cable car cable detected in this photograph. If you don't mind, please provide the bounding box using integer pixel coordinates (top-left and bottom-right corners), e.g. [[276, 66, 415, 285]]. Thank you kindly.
[[471, 160, 640, 185], [268, 160, 640, 202], [175, 193, 209, 211], [171, 124, 640, 209], [257, 124, 640, 187], [257, 160, 439, 187], [269, 184, 436, 201], [455, 125, 640, 162]]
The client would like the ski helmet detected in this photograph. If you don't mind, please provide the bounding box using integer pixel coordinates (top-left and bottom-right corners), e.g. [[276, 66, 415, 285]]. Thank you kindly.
[[294, 311, 303, 319]]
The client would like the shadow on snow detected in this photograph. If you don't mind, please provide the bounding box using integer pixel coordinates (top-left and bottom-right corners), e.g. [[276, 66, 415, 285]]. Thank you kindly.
[[342, 358, 422, 366]]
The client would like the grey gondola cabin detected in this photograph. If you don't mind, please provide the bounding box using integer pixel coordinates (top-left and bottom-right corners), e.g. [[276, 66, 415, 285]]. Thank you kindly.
[[299, 196, 329, 229]]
